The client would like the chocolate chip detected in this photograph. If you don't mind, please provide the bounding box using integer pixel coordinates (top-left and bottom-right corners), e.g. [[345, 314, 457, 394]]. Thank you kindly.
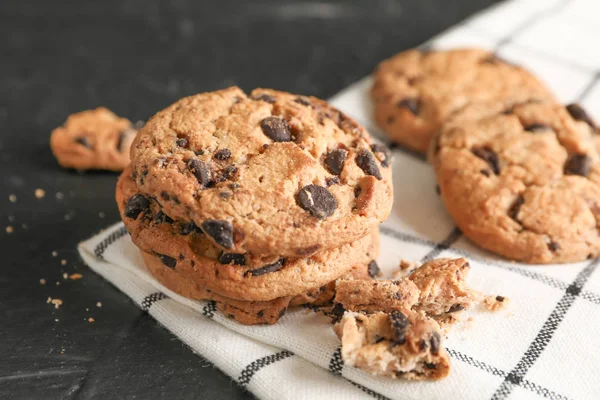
[[472, 147, 500, 175], [480, 169, 491, 177], [371, 143, 392, 167], [524, 123, 553, 133], [566, 103, 596, 128], [219, 192, 231, 199], [257, 310, 264, 318], [330, 303, 345, 324], [201, 220, 234, 249], [496, 296, 505, 302], [218, 252, 246, 266], [215, 149, 231, 160], [294, 97, 312, 106], [389, 310, 410, 345], [296, 244, 320, 256], [194, 149, 205, 156], [260, 116, 291, 142], [176, 137, 188, 148], [252, 94, 276, 103], [325, 176, 340, 187], [355, 149, 382, 179], [424, 362, 437, 370], [154, 211, 173, 224], [508, 195, 524, 221], [368, 261, 380, 278], [124, 194, 150, 220], [324, 149, 348, 175], [157, 253, 177, 269], [160, 191, 170, 201], [179, 254, 184, 260], [564, 154, 592, 177], [180, 222, 201, 235], [296, 184, 337, 219], [547, 241, 560, 252], [220, 165, 238, 181], [397, 98, 419, 115], [354, 186, 362, 198], [244, 258, 284, 277], [75, 136, 92, 149], [187, 159, 211, 187], [430, 332, 441, 355], [448, 304, 465, 313]]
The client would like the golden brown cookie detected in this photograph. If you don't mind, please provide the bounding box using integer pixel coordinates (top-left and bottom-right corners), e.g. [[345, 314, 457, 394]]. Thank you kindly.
[[130, 87, 393, 256], [371, 48, 554, 153], [432, 101, 600, 263], [50, 107, 138, 171], [117, 167, 380, 302]]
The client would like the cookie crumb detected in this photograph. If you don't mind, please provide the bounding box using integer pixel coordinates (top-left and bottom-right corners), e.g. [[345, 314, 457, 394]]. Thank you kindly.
[[96, 302, 102, 308], [85, 307, 89, 312], [62, 272, 68, 279], [55, 281, 60, 286], [52, 251, 58, 257], [88, 317, 95, 323], [61, 259, 67, 266], [56, 192, 64, 200], [9, 194, 17, 203], [484, 295, 508, 311], [40, 278, 46, 285], [69, 273, 83, 280], [34, 188, 46, 199], [399, 259, 418, 270], [46, 296, 52, 303], [54, 318, 59, 322], [50, 298, 63, 309], [6, 226, 13, 233]]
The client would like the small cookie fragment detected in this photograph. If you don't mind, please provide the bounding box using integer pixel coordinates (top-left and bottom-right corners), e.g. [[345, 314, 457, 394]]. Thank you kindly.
[[50, 107, 138, 171], [484, 295, 509, 311]]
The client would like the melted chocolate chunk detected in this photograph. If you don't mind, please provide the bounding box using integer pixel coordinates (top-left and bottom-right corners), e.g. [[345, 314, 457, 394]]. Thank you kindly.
[[397, 98, 419, 115], [389, 310, 410, 345], [252, 94, 276, 103], [564, 154, 592, 177], [124, 194, 150, 220], [214, 149, 231, 160], [368, 261, 380, 278], [180, 222, 201, 235], [472, 147, 501, 175], [176, 137, 188, 148], [430, 332, 441, 355], [296, 184, 337, 219], [154, 211, 173, 224], [547, 240, 560, 252], [566, 103, 596, 128], [218, 252, 246, 266], [524, 123, 553, 133], [157, 253, 177, 269], [187, 159, 211, 187], [508, 195, 525, 221], [260, 116, 292, 142], [330, 303, 346, 324], [355, 149, 382, 179], [244, 258, 284, 277], [75, 136, 92, 149], [371, 143, 392, 167], [496, 296, 505, 302], [324, 149, 348, 175], [201, 219, 234, 249]]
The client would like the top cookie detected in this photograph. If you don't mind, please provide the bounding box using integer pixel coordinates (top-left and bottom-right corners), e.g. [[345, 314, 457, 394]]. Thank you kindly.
[[130, 87, 393, 256], [50, 107, 137, 171], [371, 48, 555, 153], [432, 101, 600, 263]]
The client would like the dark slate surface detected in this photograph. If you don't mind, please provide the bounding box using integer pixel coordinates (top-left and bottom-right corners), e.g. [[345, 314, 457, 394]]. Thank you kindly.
[[0, 1, 499, 398]]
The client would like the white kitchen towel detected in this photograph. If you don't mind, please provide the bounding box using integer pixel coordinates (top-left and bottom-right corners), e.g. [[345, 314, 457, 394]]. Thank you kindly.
[[79, 1, 600, 399]]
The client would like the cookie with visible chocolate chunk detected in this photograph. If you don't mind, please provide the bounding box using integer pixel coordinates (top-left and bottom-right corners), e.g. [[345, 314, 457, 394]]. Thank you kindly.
[[50, 107, 139, 171], [432, 101, 600, 263], [117, 167, 380, 302], [130, 87, 393, 256], [371, 48, 554, 153]]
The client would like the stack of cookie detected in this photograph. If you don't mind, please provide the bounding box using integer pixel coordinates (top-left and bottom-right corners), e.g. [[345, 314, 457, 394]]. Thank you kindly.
[[116, 87, 394, 324], [372, 48, 600, 264]]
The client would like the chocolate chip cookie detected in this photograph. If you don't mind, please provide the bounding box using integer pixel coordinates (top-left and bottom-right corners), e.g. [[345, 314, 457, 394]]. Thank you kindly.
[[117, 167, 380, 302], [371, 48, 554, 153], [130, 87, 393, 256], [432, 101, 600, 263], [50, 107, 139, 171]]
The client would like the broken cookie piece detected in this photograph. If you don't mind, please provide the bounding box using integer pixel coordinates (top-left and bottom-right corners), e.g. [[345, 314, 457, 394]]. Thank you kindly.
[[408, 258, 483, 328], [334, 310, 450, 380]]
